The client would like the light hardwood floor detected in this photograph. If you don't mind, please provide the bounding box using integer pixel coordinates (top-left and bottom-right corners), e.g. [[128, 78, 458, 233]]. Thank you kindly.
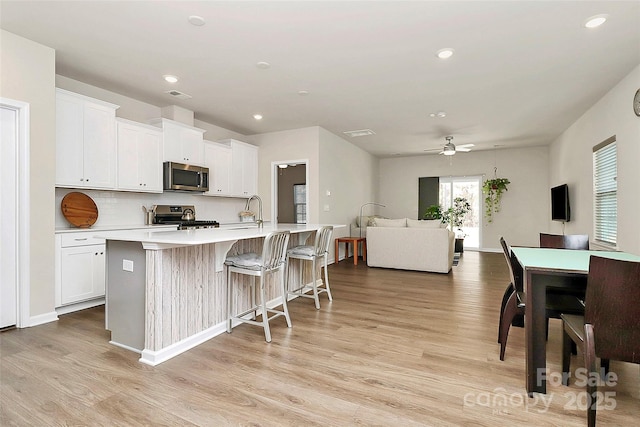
[[1, 252, 638, 426]]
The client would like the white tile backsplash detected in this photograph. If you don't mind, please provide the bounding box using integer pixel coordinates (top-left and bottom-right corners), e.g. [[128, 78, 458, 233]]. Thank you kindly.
[[56, 188, 250, 228]]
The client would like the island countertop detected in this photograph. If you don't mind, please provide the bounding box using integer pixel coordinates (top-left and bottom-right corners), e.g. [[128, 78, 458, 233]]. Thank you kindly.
[[99, 223, 345, 250]]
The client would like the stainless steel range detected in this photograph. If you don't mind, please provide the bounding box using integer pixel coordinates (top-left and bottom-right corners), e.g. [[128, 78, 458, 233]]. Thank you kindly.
[[153, 205, 219, 230]]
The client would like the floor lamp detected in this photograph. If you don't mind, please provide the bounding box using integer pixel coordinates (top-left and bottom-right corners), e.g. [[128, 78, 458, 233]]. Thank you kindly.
[[359, 202, 386, 238]]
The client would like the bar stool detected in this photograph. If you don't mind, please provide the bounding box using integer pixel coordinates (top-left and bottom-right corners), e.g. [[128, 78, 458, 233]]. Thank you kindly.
[[286, 226, 333, 309], [225, 230, 291, 342]]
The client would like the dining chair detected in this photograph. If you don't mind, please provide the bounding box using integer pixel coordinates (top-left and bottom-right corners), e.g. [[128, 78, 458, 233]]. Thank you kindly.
[[560, 256, 640, 427], [225, 230, 292, 342], [286, 226, 334, 309], [498, 237, 585, 360], [540, 233, 589, 250], [539, 233, 589, 301]]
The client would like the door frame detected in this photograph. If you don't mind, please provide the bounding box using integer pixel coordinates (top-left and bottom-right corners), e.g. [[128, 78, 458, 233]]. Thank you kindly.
[[271, 159, 308, 225], [1, 98, 31, 328]]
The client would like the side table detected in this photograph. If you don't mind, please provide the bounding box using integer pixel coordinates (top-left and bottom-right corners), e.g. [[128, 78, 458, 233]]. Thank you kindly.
[[335, 237, 367, 266]]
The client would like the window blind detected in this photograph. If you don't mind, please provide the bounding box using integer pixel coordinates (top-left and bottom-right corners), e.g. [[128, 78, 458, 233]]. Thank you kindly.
[[593, 139, 617, 245]]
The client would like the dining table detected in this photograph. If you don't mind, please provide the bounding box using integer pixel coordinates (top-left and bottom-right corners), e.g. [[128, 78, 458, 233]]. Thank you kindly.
[[510, 247, 640, 396]]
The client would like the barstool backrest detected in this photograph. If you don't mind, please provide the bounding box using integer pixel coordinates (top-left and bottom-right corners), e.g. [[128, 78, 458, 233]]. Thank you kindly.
[[314, 226, 334, 256], [261, 231, 291, 271]]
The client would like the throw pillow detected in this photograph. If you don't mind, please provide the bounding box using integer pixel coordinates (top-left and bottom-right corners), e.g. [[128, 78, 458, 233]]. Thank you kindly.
[[407, 219, 443, 228], [372, 217, 407, 227]]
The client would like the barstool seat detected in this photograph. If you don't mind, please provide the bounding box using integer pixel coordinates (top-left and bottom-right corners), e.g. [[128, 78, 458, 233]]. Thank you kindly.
[[286, 226, 333, 309], [226, 230, 291, 342]]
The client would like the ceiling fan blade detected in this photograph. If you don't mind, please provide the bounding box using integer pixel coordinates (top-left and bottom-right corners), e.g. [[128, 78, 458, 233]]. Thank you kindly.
[[457, 143, 475, 149], [456, 147, 472, 152]]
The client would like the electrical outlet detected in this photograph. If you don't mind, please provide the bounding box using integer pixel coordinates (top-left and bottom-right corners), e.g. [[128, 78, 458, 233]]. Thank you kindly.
[[122, 259, 134, 272], [324, 204, 330, 211]]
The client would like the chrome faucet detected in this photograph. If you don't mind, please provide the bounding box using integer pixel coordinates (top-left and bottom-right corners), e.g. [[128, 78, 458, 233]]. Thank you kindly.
[[245, 195, 263, 227]]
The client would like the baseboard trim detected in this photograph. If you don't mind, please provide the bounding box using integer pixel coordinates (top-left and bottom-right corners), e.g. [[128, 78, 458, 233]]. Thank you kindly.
[[27, 310, 59, 327], [139, 322, 228, 366], [56, 298, 105, 315]]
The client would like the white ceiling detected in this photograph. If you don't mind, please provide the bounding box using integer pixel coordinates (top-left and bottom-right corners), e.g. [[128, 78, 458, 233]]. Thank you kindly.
[[2, 1, 639, 157]]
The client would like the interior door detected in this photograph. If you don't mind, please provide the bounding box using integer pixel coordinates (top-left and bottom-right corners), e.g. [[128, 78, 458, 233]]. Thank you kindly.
[[276, 163, 307, 223], [1, 106, 18, 328]]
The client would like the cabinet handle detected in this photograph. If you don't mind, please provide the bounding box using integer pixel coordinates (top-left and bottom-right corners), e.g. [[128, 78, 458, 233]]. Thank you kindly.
[[74, 238, 88, 241], [80, 178, 84, 181]]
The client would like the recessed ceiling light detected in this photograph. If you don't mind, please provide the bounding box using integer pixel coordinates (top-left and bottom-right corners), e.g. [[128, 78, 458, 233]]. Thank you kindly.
[[429, 111, 447, 118], [298, 90, 309, 96], [163, 75, 178, 83], [436, 48, 454, 59], [253, 114, 263, 120], [188, 15, 206, 26], [584, 14, 608, 28], [256, 62, 270, 69]]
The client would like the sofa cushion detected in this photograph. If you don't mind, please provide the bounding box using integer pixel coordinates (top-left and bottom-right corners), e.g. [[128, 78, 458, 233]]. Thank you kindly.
[[407, 219, 445, 228], [356, 214, 386, 227], [372, 217, 407, 227]]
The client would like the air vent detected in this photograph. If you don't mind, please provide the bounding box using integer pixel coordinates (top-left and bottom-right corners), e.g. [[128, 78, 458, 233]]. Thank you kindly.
[[343, 129, 376, 138], [164, 90, 192, 100]]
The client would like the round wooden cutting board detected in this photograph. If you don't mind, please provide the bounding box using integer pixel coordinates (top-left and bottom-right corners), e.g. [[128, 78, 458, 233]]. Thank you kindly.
[[61, 192, 98, 228]]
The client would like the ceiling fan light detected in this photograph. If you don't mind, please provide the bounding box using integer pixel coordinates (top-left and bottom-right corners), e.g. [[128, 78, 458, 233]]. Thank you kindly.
[[443, 148, 456, 156], [584, 14, 607, 28]]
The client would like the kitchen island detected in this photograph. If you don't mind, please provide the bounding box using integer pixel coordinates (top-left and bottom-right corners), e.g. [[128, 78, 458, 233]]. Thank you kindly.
[[101, 224, 343, 365]]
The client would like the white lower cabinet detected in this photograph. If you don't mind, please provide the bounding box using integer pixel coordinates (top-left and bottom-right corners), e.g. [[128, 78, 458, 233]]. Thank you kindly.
[[55, 232, 107, 307], [60, 244, 106, 306], [55, 226, 176, 311]]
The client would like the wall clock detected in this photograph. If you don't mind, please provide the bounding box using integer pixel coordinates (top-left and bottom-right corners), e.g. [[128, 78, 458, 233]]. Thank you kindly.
[[635, 88, 640, 117]]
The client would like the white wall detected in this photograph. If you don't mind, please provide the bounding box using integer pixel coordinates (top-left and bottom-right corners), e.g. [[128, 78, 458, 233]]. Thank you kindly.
[[318, 127, 379, 230], [1, 30, 56, 318], [248, 127, 320, 223], [549, 65, 640, 254], [379, 146, 550, 250]]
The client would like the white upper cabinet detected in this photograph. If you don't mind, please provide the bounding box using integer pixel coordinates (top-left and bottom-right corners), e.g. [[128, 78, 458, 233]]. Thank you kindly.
[[150, 118, 205, 165], [56, 88, 119, 189], [218, 139, 258, 197], [203, 141, 232, 196], [116, 118, 163, 193]]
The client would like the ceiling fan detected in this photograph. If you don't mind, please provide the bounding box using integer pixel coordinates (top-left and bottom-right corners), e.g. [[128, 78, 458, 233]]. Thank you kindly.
[[426, 136, 474, 156]]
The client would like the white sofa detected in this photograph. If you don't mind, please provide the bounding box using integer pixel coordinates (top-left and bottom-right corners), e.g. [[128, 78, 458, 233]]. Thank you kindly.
[[366, 218, 455, 273]]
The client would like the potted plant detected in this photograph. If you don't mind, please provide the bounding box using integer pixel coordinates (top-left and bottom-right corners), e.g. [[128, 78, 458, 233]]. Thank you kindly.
[[442, 197, 471, 236], [482, 177, 510, 223], [423, 204, 443, 220]]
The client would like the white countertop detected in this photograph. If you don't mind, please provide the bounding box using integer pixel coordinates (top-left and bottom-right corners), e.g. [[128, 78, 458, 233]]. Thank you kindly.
[[99, 223, 345, 250], [55, 224, 178, 234]]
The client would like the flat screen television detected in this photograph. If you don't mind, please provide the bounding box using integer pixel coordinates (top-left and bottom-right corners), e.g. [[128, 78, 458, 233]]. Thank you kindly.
[[551, 184, 570, 222]]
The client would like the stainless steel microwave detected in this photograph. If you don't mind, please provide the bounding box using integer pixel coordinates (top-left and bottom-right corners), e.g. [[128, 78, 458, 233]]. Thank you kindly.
[[163, 162, 209, 192]]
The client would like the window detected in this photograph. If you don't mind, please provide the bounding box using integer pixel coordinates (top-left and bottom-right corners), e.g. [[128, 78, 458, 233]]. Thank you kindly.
[[293, 184, 306, 224], [593, 136, 617, 246]]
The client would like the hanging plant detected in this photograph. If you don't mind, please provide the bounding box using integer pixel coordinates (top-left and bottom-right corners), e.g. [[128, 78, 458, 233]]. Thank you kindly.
[[482, 177, 510, 223]]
